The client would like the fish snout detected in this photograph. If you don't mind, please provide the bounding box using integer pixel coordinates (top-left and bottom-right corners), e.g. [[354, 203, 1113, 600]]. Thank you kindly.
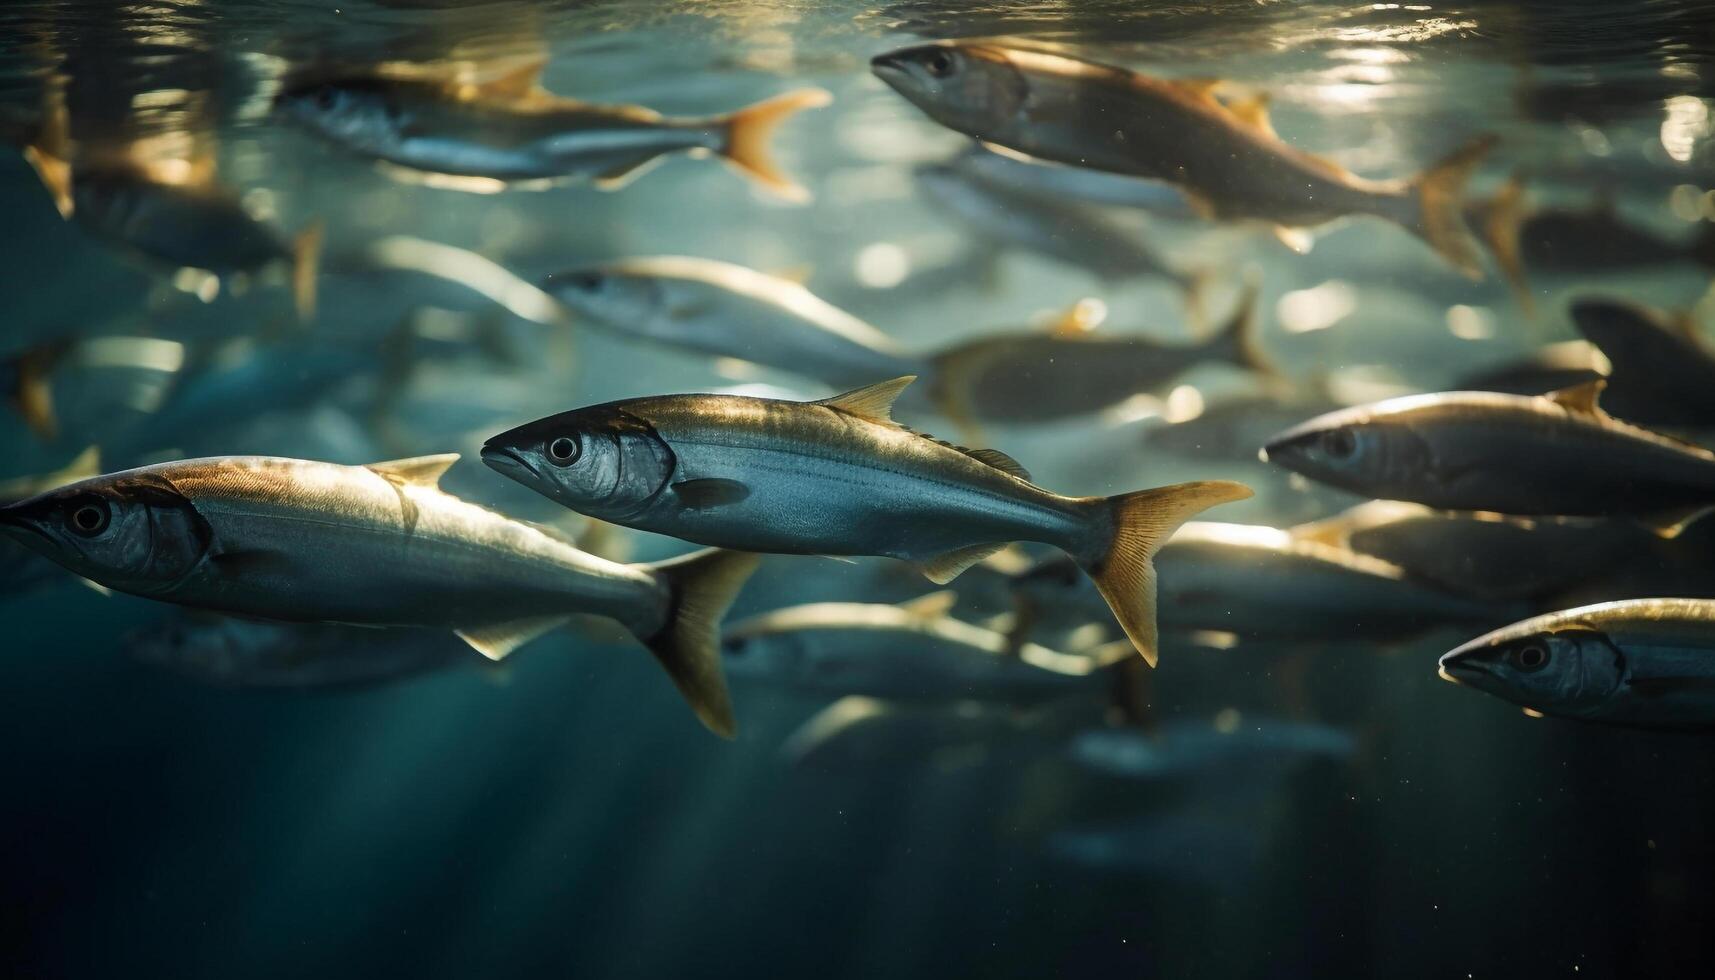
[[479, 443, 536, 483], [869, 52, 911, 87], [1437, 636, 1492, 686]]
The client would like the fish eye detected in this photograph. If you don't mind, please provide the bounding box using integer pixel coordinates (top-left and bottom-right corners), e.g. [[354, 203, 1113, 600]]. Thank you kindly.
[[1514, 642, 1550, 672], [547, 435, 581, 466], [1321, 428, 1357, 459], [569, 271, 605, 293], [314, 86, 340, 110], [925, 49, 956, 78], [67, 497, 110, 537]]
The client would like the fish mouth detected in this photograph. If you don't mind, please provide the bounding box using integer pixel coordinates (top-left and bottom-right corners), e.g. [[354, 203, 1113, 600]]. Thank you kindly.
[[0, 504, 55, 549], [479, 444, 542, 486], [1437, 642, 1491, 686], [869, 53, 909, 84]]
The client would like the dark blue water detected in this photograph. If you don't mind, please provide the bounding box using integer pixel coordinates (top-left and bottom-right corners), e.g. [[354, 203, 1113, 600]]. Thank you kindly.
[[2, 2, 1713, 978]]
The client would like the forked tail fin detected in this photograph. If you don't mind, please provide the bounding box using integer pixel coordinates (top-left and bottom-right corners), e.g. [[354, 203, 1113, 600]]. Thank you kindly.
[[1407, 133, 1498, 279], [643, 548, 761, 738], [1475, 172, 1532, 314], [720, 88, 832, 203], [1073, 481, 1253, 667], [1202, 274, 1276, 379]]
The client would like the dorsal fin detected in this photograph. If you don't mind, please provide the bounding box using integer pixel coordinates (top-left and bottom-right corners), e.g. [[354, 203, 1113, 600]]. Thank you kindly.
[[898, 590, 958, 622], [367, 453, 459, 487], [1221, 93, 1276, 138], [460, 58, 546, 101], [1046, 298, 1106, 338], [964, 447, 1032, 481], [815, 376, 916, 424], [1545, 378, 1606, 417], [1167, 77, 1227, 102]]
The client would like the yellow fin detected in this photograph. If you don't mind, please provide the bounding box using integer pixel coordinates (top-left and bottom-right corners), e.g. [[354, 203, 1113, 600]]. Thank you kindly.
[[1167, 77, 1227, 101], [964, 447, 1031, 481], [1047, 297, 1106, 338], [815, 375, 915, 424], [9, 342, 65, 440], [1076, 480, 1254, 667], [452, 58, 546, 101], [642, 548, 761, 739], [367, 453, 459, 487], [921, 542, 1007, 585], [720, 87, 832, 203], [1637, 505, 1715, 540], [1544, 378, 1606, 417], [456, 616, 569, 661], [24, 74, 73, 218], [898, 590, 958, 622], [1273, 226, 1314, 254], [1479, 173, 1532, 314], [1411, 133, 1499, 279], [1222, 93, 1276, 138], [770, 263, 815, 286]]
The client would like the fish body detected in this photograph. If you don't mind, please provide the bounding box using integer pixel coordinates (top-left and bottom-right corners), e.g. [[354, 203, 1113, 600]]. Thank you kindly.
[[483, 376, 1253, 665], [1440, 599, 1715, 730], [949, 143, 1200, 219], [871, 41, 1493, 274], [1262, 381, 1715, 530], [930, 285, 1266, 426], [1293, 500, 1645, 602], [0, 453, 756, 735], [1569, 298, 1715, 428], [916, 158, 1196, 291], [127, 616, 476, 689], [73, 172, 288, 273], [277, 69, 829, 199], [1012, 522, 1506, 645], [542, 256, 922, 389], [723, 594, 1113, 703]]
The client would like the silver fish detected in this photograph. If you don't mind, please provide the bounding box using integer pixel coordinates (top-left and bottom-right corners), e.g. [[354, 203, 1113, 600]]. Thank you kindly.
[[127, 616, 477, 690], [1440, 599, 1715, 731], [1, 446, 104, 598], [1261, 380, 1715, 536], [542, 256, 922, 389], [1292, 501, 1649, 602], [928, 285, 1269, 431], [871, 40, 1494, 274], [947, 142, 1200, 219], [0, 453, 757, 735], [723, 591, 1123, 703], [1012, 521, 1509, 648], [915, 157, 1206, 313], [276, 61, 830, 200], [482, 376, 1252, 666], [1569, 297, 1715, 428]]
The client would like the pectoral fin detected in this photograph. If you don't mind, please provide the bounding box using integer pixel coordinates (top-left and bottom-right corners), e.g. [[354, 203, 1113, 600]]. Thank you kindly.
[[456, 616, 569, 661], [1636, 505, 1714, 540], [919, 542, 1006, 585], [672, 478, 751, 510], [592, 154, 666, 190]]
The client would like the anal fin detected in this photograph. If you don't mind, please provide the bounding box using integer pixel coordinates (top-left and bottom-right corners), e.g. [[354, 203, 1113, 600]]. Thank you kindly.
[[919, 542, 1006, 585], [456, 616, 569, 661]]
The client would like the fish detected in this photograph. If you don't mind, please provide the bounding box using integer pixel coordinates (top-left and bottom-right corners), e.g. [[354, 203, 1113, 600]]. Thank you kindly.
[[22, 86, 321, 319], [126, 615, 479, 690], [914, 155, 1208, 320], [1472, 174, 1715, 307], [541, 256, 923, 389], [1261, 379, 1715, 536], [482, 376, 1253, 666], [778, 695, 1077, 769], [1070, 718, 1356, 782], [1451, 340, 1608, 397], [1009, 521, 1510, 649], [928, 283, 1270, 434], [1568, 297, 1715, 428], [0, 453, 758, 735], [1, 446, 104, 599], [722, 591, 1126, 703], [945, 142, 1201, 220], [275, 60, 831, 201], [1439, 599, 1715, 731], [1292, 500, 1647, 602], [870, 40, 1495, 275]]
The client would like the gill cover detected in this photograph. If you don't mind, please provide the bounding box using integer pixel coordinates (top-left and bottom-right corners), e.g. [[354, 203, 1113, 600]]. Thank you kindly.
[[0, 472, 214, 596]]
